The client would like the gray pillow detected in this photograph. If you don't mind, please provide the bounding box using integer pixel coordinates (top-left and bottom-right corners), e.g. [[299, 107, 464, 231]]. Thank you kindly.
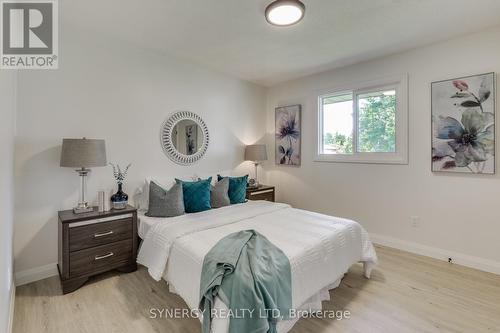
[[210, 178, 230, 208], [145, 181, 185, 217]]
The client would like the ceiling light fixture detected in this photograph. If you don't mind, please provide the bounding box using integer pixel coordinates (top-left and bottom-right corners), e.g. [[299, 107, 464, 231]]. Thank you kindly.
[[265, 0, 305, 27]]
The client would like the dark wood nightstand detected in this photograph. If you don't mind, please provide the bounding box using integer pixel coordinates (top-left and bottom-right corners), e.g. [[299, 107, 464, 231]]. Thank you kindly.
[[246, 185, 275, 202], [58, 205, 138, 294]]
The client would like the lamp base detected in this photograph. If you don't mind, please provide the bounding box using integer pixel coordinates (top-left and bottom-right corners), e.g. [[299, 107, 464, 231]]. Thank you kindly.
[[247, 178, 259, 189], [73, 168, 93, 214], [73, 205, 94, 214], [253, 162, 260, 188]]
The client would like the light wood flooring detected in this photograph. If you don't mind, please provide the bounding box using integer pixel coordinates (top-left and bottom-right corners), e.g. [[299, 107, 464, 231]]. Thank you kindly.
[[13, 245, 500, 333]]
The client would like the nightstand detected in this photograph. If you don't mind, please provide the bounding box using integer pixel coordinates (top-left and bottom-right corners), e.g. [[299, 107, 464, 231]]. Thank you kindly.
[[58, 205, 138, 294], [246, 185, 275, 202]]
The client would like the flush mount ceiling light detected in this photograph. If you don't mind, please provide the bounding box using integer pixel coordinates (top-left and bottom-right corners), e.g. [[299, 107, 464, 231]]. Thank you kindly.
[[265, 0, 305, 26]]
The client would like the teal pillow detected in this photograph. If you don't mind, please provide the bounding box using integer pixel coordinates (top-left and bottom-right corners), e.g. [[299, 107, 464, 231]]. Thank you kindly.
[[217, 174, 248, 204], [175, 177, 212, 213]]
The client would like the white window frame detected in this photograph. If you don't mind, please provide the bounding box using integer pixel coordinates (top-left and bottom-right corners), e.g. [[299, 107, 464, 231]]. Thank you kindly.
[[315, 74, 408, 164]]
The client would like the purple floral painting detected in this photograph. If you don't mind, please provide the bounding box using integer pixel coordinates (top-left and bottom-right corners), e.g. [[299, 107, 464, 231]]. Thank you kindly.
[[275, 105, 301, 166], [432, 73, 495, 174]]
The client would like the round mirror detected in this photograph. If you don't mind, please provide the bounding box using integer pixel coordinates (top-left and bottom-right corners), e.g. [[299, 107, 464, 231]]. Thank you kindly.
[[171, 119, 203, 155], [160, 111, 209, 165]]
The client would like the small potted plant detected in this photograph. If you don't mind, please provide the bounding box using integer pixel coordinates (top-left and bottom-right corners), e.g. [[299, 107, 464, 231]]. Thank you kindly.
[[109, 163, 131, 210]]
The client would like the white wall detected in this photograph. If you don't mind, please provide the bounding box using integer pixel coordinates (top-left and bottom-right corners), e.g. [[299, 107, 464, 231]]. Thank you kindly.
[[266, 26, 500, 272], [14, 24, 266, 275], [0, 71, 16, 332]]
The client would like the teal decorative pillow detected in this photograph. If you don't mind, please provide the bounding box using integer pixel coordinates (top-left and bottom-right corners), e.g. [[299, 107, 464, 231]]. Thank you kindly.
[[217, 174, 248, 204], [175, 177, 212, 213]]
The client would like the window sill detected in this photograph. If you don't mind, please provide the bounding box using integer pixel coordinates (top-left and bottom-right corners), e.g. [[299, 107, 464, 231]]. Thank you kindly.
[[314, 154, 408, 165]]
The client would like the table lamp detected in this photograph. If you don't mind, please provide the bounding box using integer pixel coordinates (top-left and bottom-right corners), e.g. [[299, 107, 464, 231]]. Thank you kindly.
[[60, 138, 107, 214], [245, 144, 268, 187]]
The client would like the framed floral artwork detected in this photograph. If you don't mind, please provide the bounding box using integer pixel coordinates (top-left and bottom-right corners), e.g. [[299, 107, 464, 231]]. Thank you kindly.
[[275, 104, 301, 166], [432, 73, 495, 174]]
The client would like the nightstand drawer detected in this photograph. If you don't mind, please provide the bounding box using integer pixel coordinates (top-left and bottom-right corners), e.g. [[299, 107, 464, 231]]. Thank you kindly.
[[69, 239, 133, 277], [247, 188, 275, 202], [69, 218, 133, 252]]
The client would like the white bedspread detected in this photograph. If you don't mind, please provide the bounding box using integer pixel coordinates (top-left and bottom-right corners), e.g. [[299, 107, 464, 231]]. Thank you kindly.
[[137, 201, 377, 333]]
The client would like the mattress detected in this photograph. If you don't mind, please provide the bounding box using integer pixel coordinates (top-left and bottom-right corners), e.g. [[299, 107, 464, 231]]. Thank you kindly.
[[138, 212, 160, 239], [137, 201, 377, 333]]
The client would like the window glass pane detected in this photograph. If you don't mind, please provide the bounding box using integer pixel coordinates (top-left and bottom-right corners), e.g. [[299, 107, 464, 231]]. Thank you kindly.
[[357, 89, 396, 153], [321, 93, 353, 154]]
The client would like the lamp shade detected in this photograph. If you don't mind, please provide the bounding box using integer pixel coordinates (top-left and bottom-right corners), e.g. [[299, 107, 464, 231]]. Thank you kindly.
[[245, 144, 268, 162], [60, 138, 107, 168]]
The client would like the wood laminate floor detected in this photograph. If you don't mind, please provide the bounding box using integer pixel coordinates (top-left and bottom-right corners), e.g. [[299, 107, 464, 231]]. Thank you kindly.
[[13, 245, 500, 333]]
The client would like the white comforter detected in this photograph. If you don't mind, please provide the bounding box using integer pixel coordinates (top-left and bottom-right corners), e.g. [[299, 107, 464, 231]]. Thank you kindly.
[[137, 201, 377, 333]]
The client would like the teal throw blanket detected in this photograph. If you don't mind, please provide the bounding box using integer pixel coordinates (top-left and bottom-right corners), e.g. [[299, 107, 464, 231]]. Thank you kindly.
[[199, 230, 292, 333]]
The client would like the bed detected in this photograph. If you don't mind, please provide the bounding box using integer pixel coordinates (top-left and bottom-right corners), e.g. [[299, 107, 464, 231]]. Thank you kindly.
[[137, 200, 377, 333]]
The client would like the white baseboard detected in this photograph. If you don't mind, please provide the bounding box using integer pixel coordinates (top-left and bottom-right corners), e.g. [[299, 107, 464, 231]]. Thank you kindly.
[[15, 263, 58, 286], [370, 233, 500, 276], [8, 281, 15, 333]]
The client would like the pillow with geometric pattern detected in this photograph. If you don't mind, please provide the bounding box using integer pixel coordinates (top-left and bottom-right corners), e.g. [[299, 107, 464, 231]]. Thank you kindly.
[[175, 177, 212, 213], [217, 174, 248, 204]]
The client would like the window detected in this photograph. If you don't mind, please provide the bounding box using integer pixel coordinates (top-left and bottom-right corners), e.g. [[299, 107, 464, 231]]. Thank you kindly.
[[357, 89, 396, 153], [316, 75, 408, 164]]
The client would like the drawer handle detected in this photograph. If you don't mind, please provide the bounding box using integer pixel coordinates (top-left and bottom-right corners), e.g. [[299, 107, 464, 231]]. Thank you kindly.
[[95, 252, 114, 260], [94, 231, 114, 238], [250, 189, 273, 196]]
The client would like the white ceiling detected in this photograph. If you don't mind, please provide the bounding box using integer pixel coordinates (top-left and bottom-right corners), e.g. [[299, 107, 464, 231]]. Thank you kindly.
[[64, 0, 500, 86]]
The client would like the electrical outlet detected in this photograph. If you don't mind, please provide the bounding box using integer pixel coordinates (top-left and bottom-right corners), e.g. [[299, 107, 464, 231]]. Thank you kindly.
[[410, 216, 420, 228]]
